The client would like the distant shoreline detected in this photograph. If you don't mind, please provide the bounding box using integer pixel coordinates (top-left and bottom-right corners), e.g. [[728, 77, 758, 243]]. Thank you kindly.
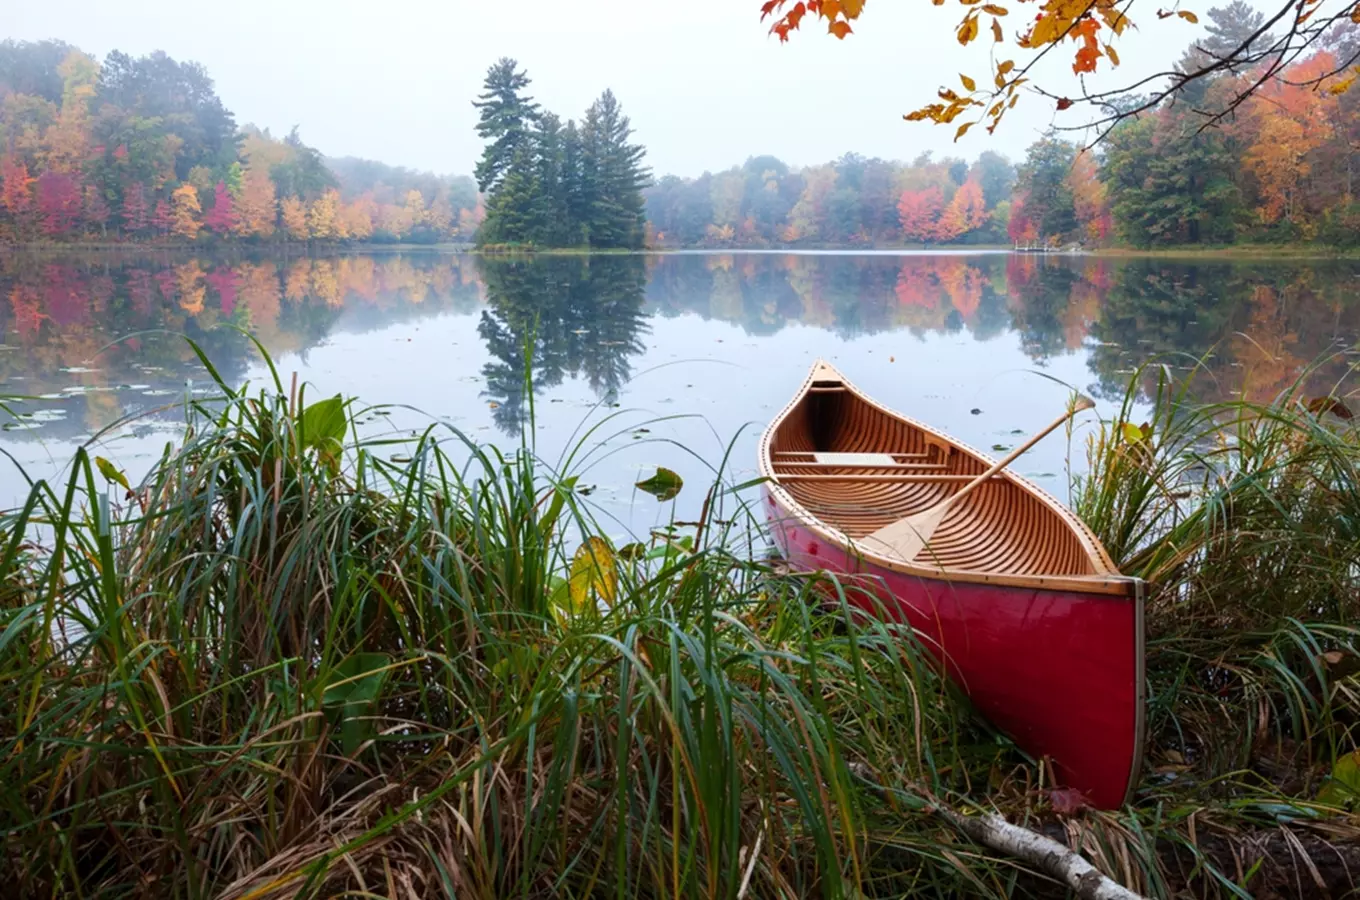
[[6, 241, 1360, 260]]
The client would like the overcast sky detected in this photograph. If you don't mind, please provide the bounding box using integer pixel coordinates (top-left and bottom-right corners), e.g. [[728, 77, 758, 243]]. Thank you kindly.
[[10, 0, 1208, 178]]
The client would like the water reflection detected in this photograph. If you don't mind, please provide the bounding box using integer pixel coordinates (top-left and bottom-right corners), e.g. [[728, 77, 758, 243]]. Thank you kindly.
[[1, 250, 1358, 455], [479, 256, 649, 431]]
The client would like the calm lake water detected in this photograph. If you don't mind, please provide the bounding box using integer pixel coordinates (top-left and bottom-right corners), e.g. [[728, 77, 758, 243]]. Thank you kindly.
[[3, 249, 1358, 537]]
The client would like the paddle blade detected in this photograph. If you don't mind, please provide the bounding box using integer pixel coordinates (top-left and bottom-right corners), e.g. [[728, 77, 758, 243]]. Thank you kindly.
[[862, 504, 949, 563]]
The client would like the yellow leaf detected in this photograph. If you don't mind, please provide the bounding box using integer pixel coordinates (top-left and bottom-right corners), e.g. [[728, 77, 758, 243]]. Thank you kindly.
[[1105, 44, 1120, 66], [995, 71, 1006, 88], [1177, 9, 1198, 22], [843, 0, 865, 15], [982, 3, 1008, 12], [958, 16, 979, 44], [961, 73, 977, 91], [955, 121, 973, 141], [1329, 73, 1357, 95], [1121, 422, 1145, 443], [822, 0, 842, 18], [1008, 94, 1019, 108], [1098, 6, 1131, 33], [992, 17, 1004, 40], [998, 59, 1015, 74], [567, 536, 617, 616]]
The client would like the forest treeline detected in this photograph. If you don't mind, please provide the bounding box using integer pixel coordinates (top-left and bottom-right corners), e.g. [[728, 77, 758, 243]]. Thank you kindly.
[[0, 40, 481, 244], [646, 2, 1360, 249], [5, 2, 1360, 250]]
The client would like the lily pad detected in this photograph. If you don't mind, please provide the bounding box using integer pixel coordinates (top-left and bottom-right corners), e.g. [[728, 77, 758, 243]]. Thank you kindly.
[[636, 467, 683, 501]]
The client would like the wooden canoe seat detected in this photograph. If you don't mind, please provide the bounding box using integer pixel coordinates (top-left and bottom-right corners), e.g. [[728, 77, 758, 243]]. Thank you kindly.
[[812, 452, 898, 466]]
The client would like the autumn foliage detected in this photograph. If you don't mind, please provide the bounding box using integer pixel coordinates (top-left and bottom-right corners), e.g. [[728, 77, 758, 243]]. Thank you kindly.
[[761, 0, 1233, 138], [0, 40, 480, 245]]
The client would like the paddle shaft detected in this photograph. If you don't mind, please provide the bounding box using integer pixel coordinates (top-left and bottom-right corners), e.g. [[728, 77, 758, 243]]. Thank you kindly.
[[932, 399, 1094, 515]]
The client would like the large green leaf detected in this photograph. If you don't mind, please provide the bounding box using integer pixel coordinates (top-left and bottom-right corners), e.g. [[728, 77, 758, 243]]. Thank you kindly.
[[300, 395, 347, 448], [1318, 750, 1360, 807], [299, 394, 347, 473], [320, 652, 391, 755], [635, 467, 683, 501]]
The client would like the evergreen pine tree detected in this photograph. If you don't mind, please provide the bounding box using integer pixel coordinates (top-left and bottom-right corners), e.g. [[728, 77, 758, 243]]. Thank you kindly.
[[477, 146, 539, 247], [580, 90, 650, 249], [531, 113, 573, 246], [472, 59, 540, 194], [561, 120, 589, 246]]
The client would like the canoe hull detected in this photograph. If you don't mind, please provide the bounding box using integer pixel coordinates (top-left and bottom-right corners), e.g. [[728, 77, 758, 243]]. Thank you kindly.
[[765, 487, 1143, 809]]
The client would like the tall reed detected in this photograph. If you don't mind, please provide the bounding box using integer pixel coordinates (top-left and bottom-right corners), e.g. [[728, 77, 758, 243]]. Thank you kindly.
[[5, 348, 1360, 898], [0, 353, 1010, 899]]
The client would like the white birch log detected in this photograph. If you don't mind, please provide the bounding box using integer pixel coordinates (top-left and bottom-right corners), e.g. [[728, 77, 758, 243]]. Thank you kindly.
[[937, 807, 1148, 900]]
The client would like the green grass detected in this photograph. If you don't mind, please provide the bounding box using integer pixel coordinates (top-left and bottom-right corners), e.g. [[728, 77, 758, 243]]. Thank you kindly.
[[2, 347, 1360, 898]]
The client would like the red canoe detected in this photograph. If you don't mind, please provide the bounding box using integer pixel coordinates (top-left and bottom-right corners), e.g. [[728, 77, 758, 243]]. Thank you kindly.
[[759, 360, 1144, 808]]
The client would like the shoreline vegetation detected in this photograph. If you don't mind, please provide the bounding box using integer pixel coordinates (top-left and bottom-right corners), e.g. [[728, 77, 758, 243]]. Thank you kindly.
[[12, 241, 1360, 261], [2, 345, 1360, 897]]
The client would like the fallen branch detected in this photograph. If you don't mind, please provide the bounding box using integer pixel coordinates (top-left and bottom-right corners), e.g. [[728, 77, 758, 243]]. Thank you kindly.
[[846, 763, 1148, 899], [938, 807, 1148, 900]]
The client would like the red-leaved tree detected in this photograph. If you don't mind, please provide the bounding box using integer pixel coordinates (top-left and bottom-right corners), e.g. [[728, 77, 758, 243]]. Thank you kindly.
[[152, 199, 174, 237], [898, 187, 944, 244], [203, 182, 238, 235], [37, 172, 83, 237]]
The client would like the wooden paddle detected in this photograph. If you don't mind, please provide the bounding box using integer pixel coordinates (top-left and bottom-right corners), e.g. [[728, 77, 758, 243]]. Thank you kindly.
[[863, 395, 1097, 563]]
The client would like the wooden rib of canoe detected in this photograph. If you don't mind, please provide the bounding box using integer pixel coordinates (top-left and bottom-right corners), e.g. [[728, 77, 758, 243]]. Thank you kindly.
[[758, 360, 1145, 809]]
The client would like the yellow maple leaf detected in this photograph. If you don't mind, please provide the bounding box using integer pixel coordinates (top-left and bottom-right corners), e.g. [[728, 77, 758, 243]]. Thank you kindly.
[[1098, 6, 1131, 33], [1328, 72, 1357, 95], [843, 0, 865, 15]]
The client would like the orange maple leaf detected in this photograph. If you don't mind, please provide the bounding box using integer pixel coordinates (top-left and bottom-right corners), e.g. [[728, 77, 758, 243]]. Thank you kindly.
[[829, 19, 853, 37], [1072, 18, 1101, 73], [1073, 43, 1100, 72]]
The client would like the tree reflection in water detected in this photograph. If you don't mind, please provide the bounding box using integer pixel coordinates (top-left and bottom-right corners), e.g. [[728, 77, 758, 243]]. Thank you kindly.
[[0, 250, 1358, 447], [477, 255, 649, 433]]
